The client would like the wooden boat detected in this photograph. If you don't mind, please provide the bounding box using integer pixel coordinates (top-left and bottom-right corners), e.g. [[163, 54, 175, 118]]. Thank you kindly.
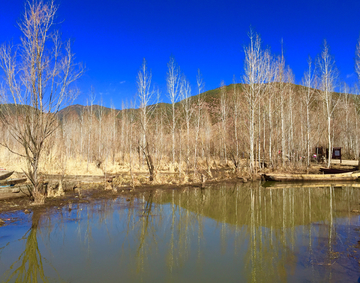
[[262, 171, 360, 182], [262, 181, 360, 189], [0, 184, 28, 200], [0, 177, 27, 186], [0, 171, 14, 180], [319, 168, 356, 174]]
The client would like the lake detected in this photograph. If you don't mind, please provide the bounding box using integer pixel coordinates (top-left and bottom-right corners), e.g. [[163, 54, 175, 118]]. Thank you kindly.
[[1, 182, 360, 282]]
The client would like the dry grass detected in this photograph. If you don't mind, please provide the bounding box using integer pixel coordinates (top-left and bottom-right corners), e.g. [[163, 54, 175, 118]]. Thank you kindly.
[[0, 148, 28, 172], [3, 147, 342, 185]]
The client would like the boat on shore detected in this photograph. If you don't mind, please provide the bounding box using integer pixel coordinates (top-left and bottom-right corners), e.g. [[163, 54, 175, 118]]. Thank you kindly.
[[0, 184, 28, 200], [0, 171, 14, 180], [0, 177, 27, 186], [262, 181, 360, 189], [262, 171, 360, 182]]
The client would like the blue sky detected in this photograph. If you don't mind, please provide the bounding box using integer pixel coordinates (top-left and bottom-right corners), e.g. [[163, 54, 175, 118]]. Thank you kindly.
[[1, 0, 360, 108]]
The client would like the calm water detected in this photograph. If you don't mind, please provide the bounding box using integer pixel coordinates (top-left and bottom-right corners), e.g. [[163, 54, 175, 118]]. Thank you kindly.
[[1, 182, 360, 282]]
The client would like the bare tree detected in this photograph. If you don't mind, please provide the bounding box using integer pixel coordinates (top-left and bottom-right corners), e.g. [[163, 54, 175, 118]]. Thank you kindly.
[[110, 101, 118, 164], [128, 100, 136, 186], [194, 70, 204, 175], [356, 37, 360, 80], [86, 90, 95, 171], [354, 37, 360, 158], [339, 83, 355, 158], [180, 76, 193, 173], [256, 50, 273, 169], [220, 81, 227, 163], [231, 77, 240, 168], [317, 40, 339, 168], [0, 1, 82, 203], [276, 50, 287, 167], [120, 100, 127, 164], [265, 58, 277, 167], [301, 57, 316, 167], [286, 67, 295, 162], [137, 58, 156, 181], [167, 57, 180, 164], [79, 106, 85, 158], [97, 97, 105, 162], [243, 29, 270, 173]]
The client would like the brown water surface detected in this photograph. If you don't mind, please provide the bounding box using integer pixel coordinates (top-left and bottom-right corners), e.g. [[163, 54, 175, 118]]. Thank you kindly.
[[0, 182, 360, 282]]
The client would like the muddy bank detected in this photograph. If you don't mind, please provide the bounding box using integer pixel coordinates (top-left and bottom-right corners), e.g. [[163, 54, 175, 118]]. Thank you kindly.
[[0, 168, 248, 214], [0, 163, 351, 214]]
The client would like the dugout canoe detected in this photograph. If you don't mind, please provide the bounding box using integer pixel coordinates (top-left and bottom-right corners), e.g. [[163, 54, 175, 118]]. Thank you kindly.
[[0, 184, 28, 200], [262, 171, 360, 182], [0, 177, 27, 186], [262, 181, 360, 189], [0, 171, 14, 180]]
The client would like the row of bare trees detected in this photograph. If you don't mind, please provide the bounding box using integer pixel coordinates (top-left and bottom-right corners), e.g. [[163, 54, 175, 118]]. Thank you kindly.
[[242, 30, 360, 172], [94, 34, 359, 175], [49, 40, 360, 179], [2, 1, 360, 204]]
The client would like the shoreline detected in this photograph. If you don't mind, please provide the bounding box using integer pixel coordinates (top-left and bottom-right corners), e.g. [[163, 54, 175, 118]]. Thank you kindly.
[[0, 168, 251, 214], [0, 162, 357, 215]]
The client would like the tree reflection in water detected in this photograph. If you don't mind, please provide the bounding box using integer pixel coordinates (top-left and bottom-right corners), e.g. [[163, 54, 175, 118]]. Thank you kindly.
[[0, 182, 359, 282], [2, 210, 61, 283]]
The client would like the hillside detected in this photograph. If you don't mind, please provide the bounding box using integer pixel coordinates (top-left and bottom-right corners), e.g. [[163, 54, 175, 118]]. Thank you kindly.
[[56, 83, 244, 121], [2, 82, 352, 124]]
